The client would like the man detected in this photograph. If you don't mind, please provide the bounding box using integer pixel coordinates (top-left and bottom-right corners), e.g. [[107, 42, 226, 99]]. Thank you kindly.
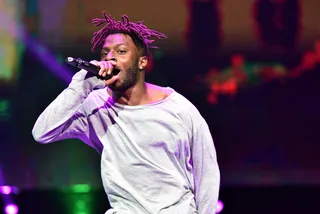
[[32, 12, 220, 214]]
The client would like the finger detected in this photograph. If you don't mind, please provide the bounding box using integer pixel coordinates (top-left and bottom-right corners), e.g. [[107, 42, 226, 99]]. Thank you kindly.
[[101, 61, 114, 77], [107, 61, 115, 76], [109, 60, 117, 67], [102, 62, 110, 77], [90, 60, 102, 75], [90, 60, 99, 66], [99, 62, 106, 76], [105, 74, 120, 86]]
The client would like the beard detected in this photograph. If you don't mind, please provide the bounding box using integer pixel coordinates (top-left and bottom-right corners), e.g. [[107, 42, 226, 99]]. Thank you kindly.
[[108, 60, 139, 92]]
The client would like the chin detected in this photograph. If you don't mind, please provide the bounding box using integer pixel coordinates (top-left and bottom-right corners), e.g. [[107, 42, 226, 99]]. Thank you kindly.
[[109, 80, 126, 92]]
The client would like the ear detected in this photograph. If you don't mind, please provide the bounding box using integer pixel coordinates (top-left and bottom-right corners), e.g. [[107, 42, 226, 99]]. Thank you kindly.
[[138, 56, 148, 71]]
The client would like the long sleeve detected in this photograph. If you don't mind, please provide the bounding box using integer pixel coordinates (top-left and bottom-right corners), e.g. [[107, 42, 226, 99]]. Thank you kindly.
[[32, 69, 105, 145], [192, 120, 220, 214]]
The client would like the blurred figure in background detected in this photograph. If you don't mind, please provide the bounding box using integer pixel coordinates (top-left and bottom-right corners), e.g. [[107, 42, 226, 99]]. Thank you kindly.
[[187, 0, 222, 57], [253, 0, 301, 51]]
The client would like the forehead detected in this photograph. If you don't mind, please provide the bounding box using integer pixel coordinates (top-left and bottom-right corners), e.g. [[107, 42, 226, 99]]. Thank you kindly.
[[102, 33, 135, 48]]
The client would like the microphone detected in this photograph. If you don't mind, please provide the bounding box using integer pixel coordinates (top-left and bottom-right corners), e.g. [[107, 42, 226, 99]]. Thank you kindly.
[[65, 57, 119, 80]]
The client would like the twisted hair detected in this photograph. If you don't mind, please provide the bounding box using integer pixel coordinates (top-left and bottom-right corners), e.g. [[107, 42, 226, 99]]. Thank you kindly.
[[91, 11, 167, 57]]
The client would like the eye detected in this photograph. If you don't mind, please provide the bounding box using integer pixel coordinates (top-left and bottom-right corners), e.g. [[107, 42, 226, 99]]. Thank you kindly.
[[118, 50, 126, 54], [101, 52, 108, 57]]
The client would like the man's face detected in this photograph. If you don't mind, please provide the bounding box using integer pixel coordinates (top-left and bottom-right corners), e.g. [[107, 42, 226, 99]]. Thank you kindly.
[[101, 33, 141, 91]]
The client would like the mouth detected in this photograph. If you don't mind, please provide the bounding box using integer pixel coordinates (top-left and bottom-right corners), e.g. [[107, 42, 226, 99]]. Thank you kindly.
[[103, 68, 121, 80], [113, 68, 121, 75]]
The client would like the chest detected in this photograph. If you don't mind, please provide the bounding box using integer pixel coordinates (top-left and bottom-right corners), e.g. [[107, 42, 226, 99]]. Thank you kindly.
[[88, 106, 191, 157]]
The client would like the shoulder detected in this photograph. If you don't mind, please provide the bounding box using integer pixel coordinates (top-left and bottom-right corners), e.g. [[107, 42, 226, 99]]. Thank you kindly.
[[166, 88, 206, 132], [82, 88, 109, 114]]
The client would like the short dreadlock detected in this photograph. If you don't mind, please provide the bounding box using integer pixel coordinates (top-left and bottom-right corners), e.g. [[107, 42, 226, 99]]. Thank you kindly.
[[91, 12, 167, 58]]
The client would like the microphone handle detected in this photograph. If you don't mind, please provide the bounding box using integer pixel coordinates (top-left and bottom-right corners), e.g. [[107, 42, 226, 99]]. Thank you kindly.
[[65, 57, 113, 80]]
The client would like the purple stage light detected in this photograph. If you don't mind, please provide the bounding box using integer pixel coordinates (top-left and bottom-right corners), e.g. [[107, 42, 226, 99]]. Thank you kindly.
[[4, 204, 18, 214], [216, 200, 224, 213], [0, 186, 19, 195], [0, 186, 12, 195]]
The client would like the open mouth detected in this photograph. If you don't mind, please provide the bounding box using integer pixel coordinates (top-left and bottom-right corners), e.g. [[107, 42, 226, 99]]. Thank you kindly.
[[113, 68, 121, 75], [104, 68, 121, 80]]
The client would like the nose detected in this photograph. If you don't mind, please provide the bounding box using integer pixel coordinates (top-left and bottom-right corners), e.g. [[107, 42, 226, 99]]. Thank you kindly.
[[105, 52, 116, 62]]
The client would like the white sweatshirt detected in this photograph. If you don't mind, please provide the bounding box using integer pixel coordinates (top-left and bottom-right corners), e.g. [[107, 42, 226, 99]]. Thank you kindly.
[[32, 70, 220, 214]]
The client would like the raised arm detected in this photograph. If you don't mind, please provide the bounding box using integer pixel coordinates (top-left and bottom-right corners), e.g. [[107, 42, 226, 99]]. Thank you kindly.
[[192, 119, 220, 214], [32, 69, 105, 145], [32, 59, 119, 145]]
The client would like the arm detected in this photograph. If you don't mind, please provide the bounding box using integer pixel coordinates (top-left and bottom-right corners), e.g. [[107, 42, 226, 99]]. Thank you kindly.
[[192, 120, 220, 214], [32, 69, 105, 145]]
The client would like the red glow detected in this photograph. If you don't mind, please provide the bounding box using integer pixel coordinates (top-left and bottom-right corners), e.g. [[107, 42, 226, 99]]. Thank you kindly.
[[145, 57, 154, 73], [207, 92, 218, 104], [231, 54, 245, 67]]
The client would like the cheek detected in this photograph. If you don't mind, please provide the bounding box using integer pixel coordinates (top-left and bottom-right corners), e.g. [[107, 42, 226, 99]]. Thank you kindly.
[[117, 56, 132, 67], [122, 58, 139, 69]]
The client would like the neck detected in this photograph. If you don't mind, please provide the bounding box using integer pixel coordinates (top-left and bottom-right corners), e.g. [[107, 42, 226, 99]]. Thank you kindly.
[[109, 78, 150, 106]]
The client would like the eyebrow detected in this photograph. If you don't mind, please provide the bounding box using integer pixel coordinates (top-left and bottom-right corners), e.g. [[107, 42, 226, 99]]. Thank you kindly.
[[102, 44, 128, 50]]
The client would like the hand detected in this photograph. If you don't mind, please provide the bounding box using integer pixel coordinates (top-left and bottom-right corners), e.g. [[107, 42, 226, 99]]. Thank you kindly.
[[90, 60, 120, 86]]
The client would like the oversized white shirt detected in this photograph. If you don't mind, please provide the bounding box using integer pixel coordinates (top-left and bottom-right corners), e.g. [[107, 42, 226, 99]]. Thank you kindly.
[[32, 70, 220, 214]]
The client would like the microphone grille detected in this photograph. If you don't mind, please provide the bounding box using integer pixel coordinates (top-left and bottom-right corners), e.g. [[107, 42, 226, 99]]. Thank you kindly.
[[67, 57, 74, 62]]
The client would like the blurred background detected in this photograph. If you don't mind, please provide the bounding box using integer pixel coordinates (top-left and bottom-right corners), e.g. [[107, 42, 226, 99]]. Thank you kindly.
[[0, 0, 320, 213]]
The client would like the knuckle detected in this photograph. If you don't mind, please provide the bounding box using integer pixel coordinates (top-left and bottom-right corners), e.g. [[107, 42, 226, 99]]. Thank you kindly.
[[90, 60, 98, 66]]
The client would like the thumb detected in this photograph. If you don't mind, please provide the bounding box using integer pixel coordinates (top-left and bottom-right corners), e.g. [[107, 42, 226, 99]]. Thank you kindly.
[[90, 60, 100, 67], [109, 60, 117, 66]]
